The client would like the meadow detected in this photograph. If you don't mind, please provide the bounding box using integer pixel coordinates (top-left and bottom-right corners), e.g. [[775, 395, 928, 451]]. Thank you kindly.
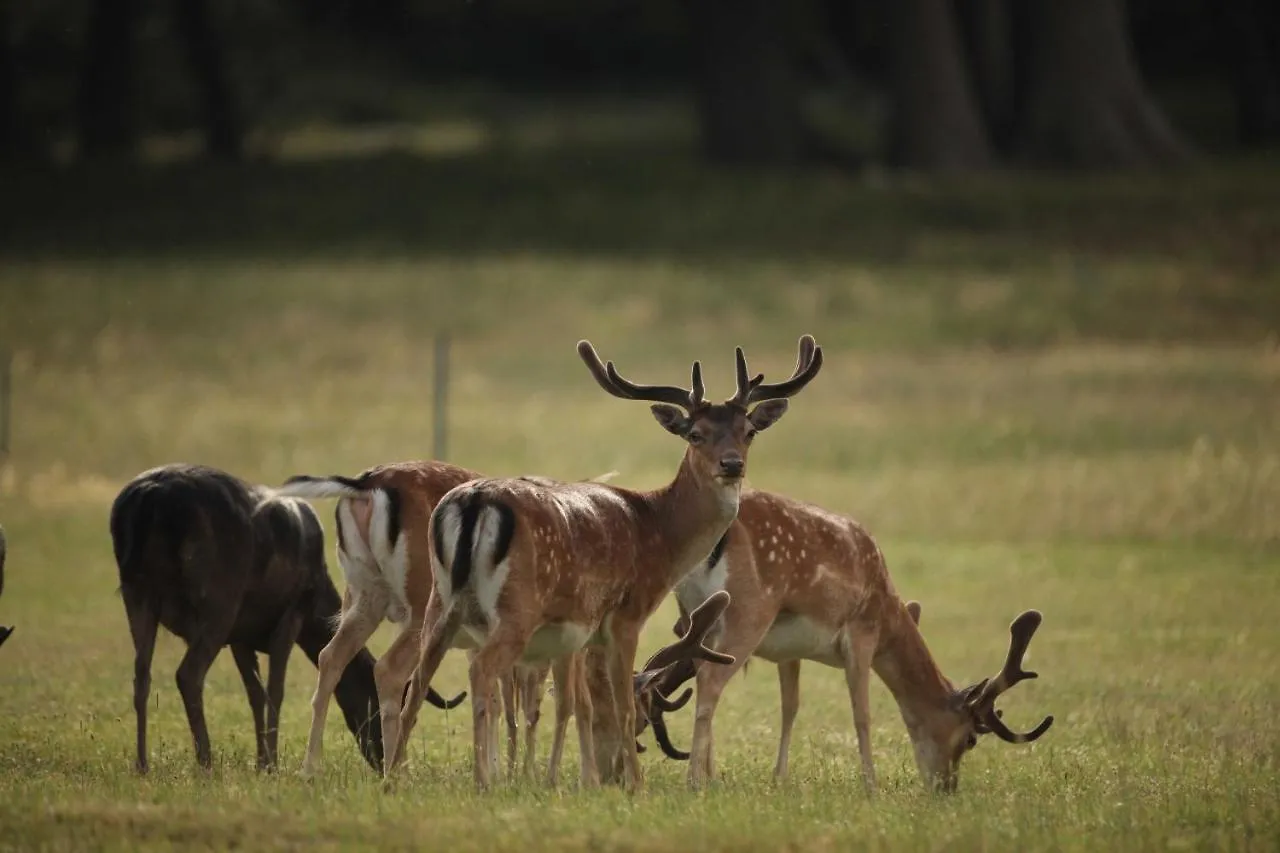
[[0, 126, 1278, 850]]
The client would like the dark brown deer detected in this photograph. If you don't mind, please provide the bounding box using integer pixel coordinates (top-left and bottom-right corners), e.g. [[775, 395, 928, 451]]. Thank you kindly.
[[110, 464, 461, 773], [390, 336, 823, 790]]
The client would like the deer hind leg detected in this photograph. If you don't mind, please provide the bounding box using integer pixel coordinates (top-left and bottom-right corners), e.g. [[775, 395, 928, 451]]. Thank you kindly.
[[842, 626, 879, 794], [390, 593, 461, 777], [467, 622, 535, 792], [374, 610, 427, 776], [774, 659, 801, 781], [300, 597, 379, 779], [231, 644, 269, 769], [123, 589, 159, 774]]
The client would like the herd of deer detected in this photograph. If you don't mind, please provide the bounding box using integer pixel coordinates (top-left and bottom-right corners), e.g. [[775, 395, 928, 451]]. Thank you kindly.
[[5, 334, 1054, 797]]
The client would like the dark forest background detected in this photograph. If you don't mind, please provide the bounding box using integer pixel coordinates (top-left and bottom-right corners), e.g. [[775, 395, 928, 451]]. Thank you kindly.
[[3, 0, 1278, 172]]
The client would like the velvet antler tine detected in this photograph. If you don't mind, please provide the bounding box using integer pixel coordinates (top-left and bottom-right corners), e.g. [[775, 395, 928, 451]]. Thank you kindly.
[[745, 337, 824, 405], [578, 339, 700, 409], [967, 610, 1053, 744], [690, 361, 706, 409]]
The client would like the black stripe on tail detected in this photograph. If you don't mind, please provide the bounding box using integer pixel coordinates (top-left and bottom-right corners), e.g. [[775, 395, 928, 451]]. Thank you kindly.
[[432, 490, 517, 594], [282, 473, 369, 490], [706, 530, 730, 569]]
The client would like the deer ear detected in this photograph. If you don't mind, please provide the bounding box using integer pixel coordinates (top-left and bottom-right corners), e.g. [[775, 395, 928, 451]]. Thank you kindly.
[[906, 600, 922, 625], [651, 404, 691, 437], [747, 399, 789, 432]]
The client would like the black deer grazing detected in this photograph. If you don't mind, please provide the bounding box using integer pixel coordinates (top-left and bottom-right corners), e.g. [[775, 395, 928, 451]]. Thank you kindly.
[[110, 464, 464, 773], [0, 524, 12, 648]]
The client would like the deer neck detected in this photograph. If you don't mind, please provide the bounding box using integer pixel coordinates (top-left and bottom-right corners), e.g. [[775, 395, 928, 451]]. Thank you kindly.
[[646, 450, 740, 590], [871, 604, 955, 733]]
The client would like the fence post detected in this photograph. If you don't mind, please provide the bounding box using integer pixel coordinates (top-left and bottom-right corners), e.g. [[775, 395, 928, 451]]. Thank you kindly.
[[433, 334, 449, 461], [0, 348, 10, 463]]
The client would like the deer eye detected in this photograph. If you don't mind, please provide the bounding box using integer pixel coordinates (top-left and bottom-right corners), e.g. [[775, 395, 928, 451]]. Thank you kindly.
[[744, 428, 758, 442], [688, 431, 705, 445]]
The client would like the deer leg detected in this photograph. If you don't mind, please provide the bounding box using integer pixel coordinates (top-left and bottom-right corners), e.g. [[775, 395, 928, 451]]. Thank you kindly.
[[546, 655, 576, 788], [375, 609, 427, 776], [123, 590, 159, 775], [175, 633, 230, 771], [468, 623, 534, 792], [688, 611, 771, 791], [261, 608, 303, 772], [230, 644, 269, 769], [774, 659, 801, 781], [501, 669, 518, 778], [390, 594, 460, 776], [605, 630, 643, 793], [522, 665, 547, 778], [300, 602, 378, 779], [842, 627, 879, 794]]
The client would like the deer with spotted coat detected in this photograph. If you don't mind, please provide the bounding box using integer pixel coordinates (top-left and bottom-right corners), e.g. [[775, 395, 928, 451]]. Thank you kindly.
[[604, 490, 1053, 793], [389, 335, 824, 791], [275, 463, 668, 782]]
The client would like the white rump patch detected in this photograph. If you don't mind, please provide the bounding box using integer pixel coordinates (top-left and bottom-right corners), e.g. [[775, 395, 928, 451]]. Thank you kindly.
[[367, 489, 411, 623], [431, 500, 464, 602], [471, 504, 514, 622]]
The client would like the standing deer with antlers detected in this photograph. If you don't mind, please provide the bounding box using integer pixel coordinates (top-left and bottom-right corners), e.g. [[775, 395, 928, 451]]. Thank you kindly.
[[389, 335, 823, 790], [603, 491, 1052, 792]]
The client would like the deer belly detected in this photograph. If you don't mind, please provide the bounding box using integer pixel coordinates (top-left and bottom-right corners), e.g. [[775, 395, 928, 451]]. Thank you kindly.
[[518, 622, 595, 663], [754, 614, 843, 667]]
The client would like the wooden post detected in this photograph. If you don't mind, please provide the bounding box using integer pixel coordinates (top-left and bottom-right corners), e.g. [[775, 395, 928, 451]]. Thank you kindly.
[[433, 334, 449, 461]]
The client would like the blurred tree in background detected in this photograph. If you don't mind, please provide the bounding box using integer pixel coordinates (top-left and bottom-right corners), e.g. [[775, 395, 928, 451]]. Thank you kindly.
[[0, 0, 1276, 171]]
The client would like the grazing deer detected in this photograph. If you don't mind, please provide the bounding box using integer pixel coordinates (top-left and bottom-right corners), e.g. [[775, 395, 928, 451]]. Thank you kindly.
[[0, 524, 11, 649], [390, 335, 823, 791], [109, 464, 458, 773], [610, 490, 1052, 792]]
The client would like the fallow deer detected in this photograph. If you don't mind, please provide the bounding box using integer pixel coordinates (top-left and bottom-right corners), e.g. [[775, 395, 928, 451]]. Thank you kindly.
[[109, 464, 460, 773], [390, 335, 824, 791], [274, 464, 618, 780], [612, 490, 1052, 793]]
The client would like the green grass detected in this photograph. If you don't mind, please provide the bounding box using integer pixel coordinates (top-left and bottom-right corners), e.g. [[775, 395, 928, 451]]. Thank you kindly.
[[1, 134, 1279, 850]]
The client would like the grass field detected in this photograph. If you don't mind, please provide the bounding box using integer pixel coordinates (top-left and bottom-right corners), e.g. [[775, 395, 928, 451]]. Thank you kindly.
[[0, 135, 1278, 851]]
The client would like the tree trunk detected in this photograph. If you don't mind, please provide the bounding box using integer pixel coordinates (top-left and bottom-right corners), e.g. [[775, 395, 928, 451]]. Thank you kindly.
[[77, 0, 139, 160], [885, 0, 993, 172], [0, 0, 18, 159], [1014, 0, 1193, 169], [174, 0, 242, 159], [956, 0, 1016, 155], [691, 0, 808, 165], [1220, 0, 1280, 148]]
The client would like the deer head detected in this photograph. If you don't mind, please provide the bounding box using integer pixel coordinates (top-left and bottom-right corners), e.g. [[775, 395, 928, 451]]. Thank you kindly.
[[910, 607, 1054, 792], [577, 335, 823, 488]]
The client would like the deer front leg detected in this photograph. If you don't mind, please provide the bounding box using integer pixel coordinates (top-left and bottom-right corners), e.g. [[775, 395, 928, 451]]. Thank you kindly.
[[546, 655, 578, 787], [688, 608, 772, 790], [842, 626, 879, 794], [605, 628, 643, 793], [262, 608, 303, 771]]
